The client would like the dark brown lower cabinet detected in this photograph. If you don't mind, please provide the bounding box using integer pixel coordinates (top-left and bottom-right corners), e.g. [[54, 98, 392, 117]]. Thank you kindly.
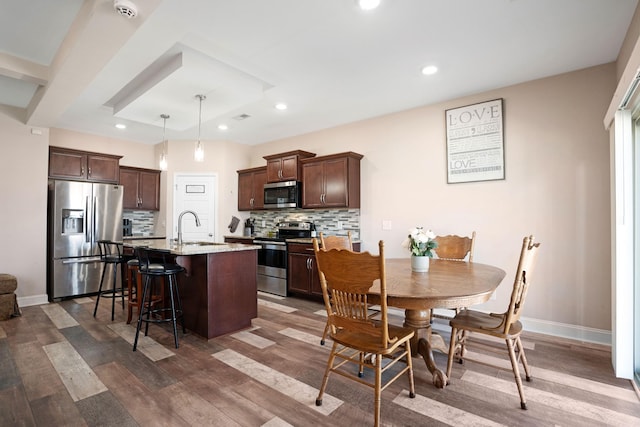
[[287, 241, 361, 298], [287, 243, 322, 297], [176, 250, 257, 339]]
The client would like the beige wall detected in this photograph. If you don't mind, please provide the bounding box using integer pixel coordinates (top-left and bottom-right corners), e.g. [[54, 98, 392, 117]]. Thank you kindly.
[[0, 62, 616, 340], [254, 63, 615, 333], [0, 113, 49, 304], [160, 138, 252, 240]]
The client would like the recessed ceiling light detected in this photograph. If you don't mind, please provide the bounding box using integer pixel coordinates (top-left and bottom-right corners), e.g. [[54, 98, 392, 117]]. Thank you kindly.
[[421, 65, 438, 76], [275, 103, 288, 110], [357, 0, 381, 11], [218, 124, 228, 131], [115, 123, 126, 129]]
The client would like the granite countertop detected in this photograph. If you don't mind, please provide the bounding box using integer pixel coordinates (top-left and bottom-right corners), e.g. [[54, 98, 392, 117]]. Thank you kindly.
[[124, 238, 260, 255], [123, 235, 166, 241], [224, 235, 314, 244], [223, 235, 255, 241], [223, 235, 360, 245]]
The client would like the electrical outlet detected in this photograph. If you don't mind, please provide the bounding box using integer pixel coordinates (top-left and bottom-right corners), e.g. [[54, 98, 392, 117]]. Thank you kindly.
[[382, 220, 392, 230], [261, 220, 266, 227], [337, 221, 343, 229]]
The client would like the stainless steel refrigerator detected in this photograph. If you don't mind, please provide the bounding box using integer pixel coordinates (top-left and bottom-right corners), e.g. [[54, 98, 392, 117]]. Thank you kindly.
[[47, 180, 123, 300]]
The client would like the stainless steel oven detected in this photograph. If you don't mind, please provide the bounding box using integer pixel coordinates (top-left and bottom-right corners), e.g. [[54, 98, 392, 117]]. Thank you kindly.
[[253, 221, 313, 297], [253, 239, 287, 296]]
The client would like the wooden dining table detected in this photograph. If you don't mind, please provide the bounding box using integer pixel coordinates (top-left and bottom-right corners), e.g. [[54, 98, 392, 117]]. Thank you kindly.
[[368, 258, 506, 388]]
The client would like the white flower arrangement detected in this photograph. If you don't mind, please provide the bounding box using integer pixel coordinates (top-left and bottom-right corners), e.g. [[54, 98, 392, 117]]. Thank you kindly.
[[402, 227, 438, 257]]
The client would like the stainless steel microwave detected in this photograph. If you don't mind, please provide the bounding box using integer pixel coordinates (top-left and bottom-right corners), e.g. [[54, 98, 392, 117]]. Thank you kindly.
[[264, 181, 301, 209]]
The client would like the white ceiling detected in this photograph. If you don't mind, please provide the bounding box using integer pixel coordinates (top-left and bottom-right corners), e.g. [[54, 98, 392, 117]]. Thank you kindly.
[[0, 0, 637, 145]]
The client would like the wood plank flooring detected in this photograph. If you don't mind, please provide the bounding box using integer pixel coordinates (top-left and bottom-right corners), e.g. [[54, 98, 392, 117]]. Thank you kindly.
[[1, 292, 638, 426]]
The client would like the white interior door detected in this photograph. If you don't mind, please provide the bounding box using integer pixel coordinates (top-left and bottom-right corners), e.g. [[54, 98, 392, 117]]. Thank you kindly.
[[173, 174, 217, 242]]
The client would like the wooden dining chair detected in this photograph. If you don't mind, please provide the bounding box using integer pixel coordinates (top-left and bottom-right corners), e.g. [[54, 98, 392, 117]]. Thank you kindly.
[[319, 231, 353, 251], [431, 231, 476, 321], [313, 239, 415, 427], [433, 231, 476, 261], [318, 231, 353, 345], [446, 235, 541, 410]]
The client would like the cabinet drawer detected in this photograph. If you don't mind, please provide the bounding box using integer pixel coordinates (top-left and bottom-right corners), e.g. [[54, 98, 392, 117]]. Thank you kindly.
[[287, 243, 315, 254]]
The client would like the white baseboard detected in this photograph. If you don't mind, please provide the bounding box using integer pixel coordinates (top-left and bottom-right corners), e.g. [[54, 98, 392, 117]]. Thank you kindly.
[[521, 316, 611, 346], [17, 294, 49, 307], [393, 307, 611, 347]]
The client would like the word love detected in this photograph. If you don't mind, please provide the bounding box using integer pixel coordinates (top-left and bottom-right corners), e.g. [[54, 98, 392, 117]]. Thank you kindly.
[[447, 104, 500, 126]]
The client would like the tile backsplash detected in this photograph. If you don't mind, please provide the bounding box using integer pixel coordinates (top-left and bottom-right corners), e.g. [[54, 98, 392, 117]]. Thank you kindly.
[[248, 209, 360, 240], [125, 208, 360, 239], [123, 210, 155, 236]]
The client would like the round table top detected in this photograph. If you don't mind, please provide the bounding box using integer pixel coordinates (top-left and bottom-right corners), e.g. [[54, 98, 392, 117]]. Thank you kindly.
[[369, 258, 507, 311]]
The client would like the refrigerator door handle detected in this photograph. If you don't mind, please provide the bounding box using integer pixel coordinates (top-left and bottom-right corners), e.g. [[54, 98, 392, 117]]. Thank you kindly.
[[85, 196, 90, 243], [62, 257, 102, 264], [92, 196, 97, 244]]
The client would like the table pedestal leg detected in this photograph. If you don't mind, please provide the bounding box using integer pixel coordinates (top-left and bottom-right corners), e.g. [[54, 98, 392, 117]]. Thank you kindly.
[[404, 309, 448, 389]]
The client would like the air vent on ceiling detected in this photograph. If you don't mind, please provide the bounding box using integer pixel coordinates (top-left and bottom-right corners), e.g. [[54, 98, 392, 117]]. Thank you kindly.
[[233, 114, 251, 121]]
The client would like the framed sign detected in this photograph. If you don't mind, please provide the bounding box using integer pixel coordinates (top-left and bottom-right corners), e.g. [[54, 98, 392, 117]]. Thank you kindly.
[[445, 98, 504, 183], [186, 185, 205, 193]]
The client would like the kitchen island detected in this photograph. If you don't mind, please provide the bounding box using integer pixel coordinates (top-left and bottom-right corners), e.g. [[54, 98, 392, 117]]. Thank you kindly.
[[125, 240, 260, 339]]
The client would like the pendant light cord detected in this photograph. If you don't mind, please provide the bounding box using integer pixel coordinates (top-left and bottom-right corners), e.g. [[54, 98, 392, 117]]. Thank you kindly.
[[198, 96, 203, 142], [160, 114, 169, 145]]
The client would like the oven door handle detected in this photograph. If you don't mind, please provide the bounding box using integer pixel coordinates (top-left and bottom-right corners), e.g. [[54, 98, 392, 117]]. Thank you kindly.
[[253, 240, 286, 250]]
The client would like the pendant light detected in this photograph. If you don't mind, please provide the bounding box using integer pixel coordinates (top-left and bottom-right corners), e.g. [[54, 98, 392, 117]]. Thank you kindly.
[[159, 114, 169, 171], [194, 94, 206, 162]]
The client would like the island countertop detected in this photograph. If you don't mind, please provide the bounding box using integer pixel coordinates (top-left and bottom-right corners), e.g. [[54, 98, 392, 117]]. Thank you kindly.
[[124, 239, 260, 256]]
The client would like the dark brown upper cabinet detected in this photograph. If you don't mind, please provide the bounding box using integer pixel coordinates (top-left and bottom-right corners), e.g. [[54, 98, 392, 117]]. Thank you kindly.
[[120, 166, 161, 211], [49, 146, 121, 183], [264, 150, 315, 183]]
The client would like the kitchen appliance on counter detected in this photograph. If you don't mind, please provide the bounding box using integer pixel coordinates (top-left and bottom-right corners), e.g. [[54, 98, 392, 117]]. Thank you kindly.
[[244, 218, 255, 237], [123, 218, 133, 236], [47, 180, 123, 300], [252, 221, 312, 297]]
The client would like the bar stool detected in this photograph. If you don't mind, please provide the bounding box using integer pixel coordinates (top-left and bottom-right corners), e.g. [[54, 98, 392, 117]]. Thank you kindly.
[[126, 257, 164, 324], [126, 258, 140, 324], [133, 247, 186, 350], [93, 240, 126, 321]]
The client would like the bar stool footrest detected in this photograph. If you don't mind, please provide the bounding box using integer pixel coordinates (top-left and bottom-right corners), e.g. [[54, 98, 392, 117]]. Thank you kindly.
[[139, 307, 184, 324]]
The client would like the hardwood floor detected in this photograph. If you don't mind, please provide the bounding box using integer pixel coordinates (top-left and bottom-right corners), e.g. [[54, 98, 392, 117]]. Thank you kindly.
[[1, 293, 639, 426]]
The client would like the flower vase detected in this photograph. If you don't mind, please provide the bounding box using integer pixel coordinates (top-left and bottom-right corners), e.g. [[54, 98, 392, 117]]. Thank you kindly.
[[411, 255, 430, 272]]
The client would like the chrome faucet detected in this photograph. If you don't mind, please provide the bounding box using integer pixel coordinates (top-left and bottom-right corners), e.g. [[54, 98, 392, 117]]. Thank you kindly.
[[177, 210, 201, 245]]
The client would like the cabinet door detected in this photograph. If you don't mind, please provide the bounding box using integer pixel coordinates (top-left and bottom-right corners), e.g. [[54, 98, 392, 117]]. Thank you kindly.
[[238, 172, 255, 211], [266, 158, 282, 182], [288, 252, 311, 294], [138, 170, 160, 210], [87, 155, 120, 183], [251, 169, 267, 209], [301, 161, 325, 208], [120, 169, 139, 209], [280, 154, 299, 181], [266, 154, 299, 182], [49, 149, 87, 180], [309, 256, 323, 297], [322, 157, 348, 207]]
